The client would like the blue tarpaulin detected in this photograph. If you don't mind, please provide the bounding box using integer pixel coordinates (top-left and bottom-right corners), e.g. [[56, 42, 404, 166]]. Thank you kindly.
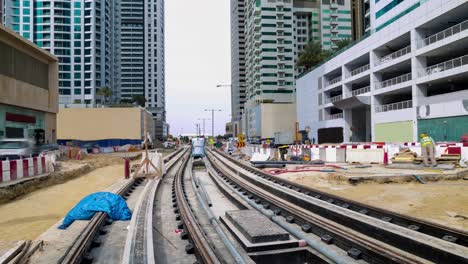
[[58, 192, 132, 229]]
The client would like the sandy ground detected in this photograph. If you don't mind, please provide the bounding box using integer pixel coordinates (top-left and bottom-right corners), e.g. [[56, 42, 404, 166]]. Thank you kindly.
[[281, 171, 468, 231], [0, 164, 125, 241]]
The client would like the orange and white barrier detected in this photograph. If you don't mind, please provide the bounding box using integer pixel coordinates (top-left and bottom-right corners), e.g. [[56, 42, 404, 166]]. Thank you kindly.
[[0, 154, 55, 183]]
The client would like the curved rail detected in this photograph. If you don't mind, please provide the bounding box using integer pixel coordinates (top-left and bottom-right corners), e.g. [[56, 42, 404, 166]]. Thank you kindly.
[[122, 147, 187, 264], [59, 148, 184, 264], [215, 148, 468, 247], [173, 152, 221, 264], [207, 149, 468, 264]]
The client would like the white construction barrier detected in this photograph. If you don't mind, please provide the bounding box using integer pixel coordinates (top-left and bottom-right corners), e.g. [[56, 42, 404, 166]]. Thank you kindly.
[[319, 146, 346, 163], [0, 154, 54, 184], [346, 148, 385, 163]]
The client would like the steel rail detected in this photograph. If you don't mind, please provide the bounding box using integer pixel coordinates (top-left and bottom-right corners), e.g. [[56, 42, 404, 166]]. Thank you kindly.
[[207, 149, 468, 264], [122, 147, 188, 264], [58, 148, 184, 264], [174, 152, 221, 264], [206, 151, 420, 264], [214, 148, 468, 247]]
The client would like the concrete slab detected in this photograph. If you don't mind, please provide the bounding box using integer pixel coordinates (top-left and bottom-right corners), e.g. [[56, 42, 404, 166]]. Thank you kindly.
[[225, 210, 289, 243], [220, 215, 298, 252]]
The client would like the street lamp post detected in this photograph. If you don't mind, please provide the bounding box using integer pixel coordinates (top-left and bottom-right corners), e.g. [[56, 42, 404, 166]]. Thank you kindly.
[[204, 109, 222, 138], [198, 118, 210, 136]]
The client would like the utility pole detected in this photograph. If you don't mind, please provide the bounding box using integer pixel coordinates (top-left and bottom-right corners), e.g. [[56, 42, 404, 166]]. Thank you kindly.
[[198, 118, 210, 136], [195, 124, 200, 137], [204, 109, 222, 138]]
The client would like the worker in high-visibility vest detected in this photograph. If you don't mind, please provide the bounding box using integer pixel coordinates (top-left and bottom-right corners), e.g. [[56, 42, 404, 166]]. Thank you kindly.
[[278, 145, 289, 161], [420, 133, 437, 167]]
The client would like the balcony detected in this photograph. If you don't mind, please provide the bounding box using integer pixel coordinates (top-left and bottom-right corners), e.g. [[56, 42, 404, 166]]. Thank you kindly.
[[375, 73, 411, 90], [325, 113, 343, 120], [350, 86, 370, 97], [326, 76, 342, 87], [420, 54, 468, 77], [325, 94, 343, 104], [376, 46, 411, 66], [419, 19, 468, 48], [375, 100, 412, 113], [349, 64, 370, 77]]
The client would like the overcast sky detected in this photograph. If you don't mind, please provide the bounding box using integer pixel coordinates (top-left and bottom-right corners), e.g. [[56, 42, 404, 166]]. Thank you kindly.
[[166, 0, 232, 136]]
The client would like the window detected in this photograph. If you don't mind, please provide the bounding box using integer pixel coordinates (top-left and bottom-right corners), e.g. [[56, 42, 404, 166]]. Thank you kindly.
[[376, 0, 405, 18]]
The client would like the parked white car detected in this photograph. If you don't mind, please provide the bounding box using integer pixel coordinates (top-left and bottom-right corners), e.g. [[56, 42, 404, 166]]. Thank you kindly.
[[0, 138, 34, 160]]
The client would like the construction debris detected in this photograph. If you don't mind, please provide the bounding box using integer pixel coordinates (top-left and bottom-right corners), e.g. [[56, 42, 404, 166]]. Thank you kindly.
[[391, 148, 417, 163]]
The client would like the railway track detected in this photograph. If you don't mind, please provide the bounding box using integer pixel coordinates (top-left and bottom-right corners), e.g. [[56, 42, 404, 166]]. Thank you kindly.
[[172, 152, 221, 264], [206, 148, 468, 264], [212, 148, 468, 246], [58, 148, 185, 264], [121, 147, 187, 264]]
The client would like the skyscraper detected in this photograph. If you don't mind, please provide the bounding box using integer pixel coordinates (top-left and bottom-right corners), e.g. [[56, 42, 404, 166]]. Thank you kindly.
[[229, 0, 246, 136], [144, 0, 166, 139], [3, 0, 167, 139], [2, 0, 114, 106], [230, 0, 246, 123], [239, 0, 352, 138]]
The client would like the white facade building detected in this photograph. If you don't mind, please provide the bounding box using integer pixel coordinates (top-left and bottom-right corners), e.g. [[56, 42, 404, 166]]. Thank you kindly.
[[297, 0, 468, 143]]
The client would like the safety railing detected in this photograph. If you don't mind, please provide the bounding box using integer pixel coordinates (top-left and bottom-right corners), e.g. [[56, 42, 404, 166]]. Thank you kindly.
[[375, 100, 412, 113], [377, 45, 411, 66], [325, 113, 343, 120], [349, 64, 370, 77], [419, 19, 468, 48], [351, 86, 370, 96], [422, 54, 468, 77], [326, 76, 342, 87], [375, 73, 412, 89], [325, 94, 343, 104]]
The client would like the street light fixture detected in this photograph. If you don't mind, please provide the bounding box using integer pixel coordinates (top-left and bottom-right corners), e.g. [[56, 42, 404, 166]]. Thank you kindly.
[[204, 109, 222, 138]]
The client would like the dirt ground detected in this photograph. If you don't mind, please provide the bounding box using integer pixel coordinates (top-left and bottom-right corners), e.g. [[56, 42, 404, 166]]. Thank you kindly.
[[0, 162, 126, 242], [281, 171, 468, 231]]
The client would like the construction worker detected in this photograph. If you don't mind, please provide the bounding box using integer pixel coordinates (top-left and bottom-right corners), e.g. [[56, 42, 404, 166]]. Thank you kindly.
[[420, 133, 437, 167], [278, 145, 289, 161]]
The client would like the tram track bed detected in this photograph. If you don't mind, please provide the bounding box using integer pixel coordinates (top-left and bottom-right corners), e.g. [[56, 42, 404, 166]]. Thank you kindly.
[[5, 148, 185, 264], [4, 145, 466, 264], [207, 148, 468, 264]]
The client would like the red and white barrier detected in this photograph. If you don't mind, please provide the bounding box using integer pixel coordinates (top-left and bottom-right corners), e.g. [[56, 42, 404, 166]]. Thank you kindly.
[[0, 154, 54, 184], [288, 143, 468, 164]]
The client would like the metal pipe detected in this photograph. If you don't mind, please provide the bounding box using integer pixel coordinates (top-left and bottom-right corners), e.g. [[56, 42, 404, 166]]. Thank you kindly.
[[188, 159, 247, 264], [192, 175, 213, 207], [206, 158, 350, 264]]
